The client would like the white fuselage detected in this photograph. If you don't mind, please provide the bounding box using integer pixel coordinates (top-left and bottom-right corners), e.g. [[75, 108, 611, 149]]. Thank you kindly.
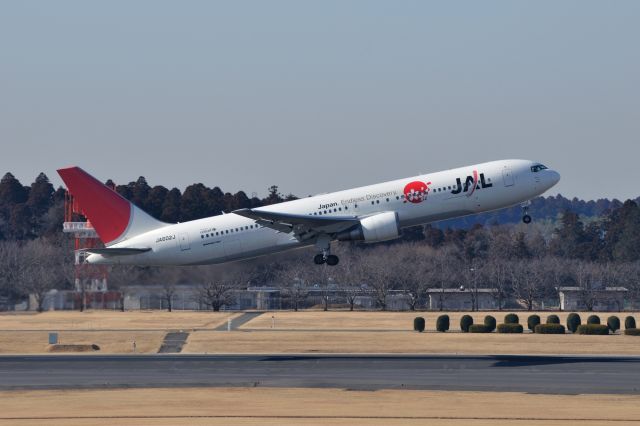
[[89, 159, 560, 265]]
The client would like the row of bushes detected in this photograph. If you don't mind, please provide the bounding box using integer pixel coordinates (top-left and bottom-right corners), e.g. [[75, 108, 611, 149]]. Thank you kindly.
[[413, 314, 638, 335]]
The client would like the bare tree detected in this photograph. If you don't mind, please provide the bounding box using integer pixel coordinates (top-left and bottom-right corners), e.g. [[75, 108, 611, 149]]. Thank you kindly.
[[0, 241, 25, 304], [360, 247, 399, 311], [159, 268, 184, 312], [509, 259, 545, 311], [571, 260, 602, 311], [461, 260, 483, 311], [485, 257, 511, 310], [276, 259, 310, 312], [108, 265, 149, 311], [621, 262, 640, 310], [427, 245, 460, 311], [195, 267, 246, 311], [20, 239, 71, 312], [335, 249, 368, 311], [396, 244, 430, 311]]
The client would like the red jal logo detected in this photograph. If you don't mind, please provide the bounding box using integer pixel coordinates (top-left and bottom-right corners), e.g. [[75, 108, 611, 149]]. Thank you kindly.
[[403, 180, 431, 203]]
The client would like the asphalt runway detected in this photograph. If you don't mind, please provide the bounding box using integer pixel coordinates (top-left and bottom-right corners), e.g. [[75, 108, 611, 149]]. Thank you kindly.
[[0, 354, 639, 394]]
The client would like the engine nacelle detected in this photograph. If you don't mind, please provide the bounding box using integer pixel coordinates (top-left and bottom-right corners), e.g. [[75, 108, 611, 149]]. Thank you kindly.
[[337, 211, 401, 243]]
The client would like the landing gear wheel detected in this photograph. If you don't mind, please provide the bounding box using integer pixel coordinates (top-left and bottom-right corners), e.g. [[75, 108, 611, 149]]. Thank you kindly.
[[522, 214, 532, 224], [313, 254, 326, 265], [326, 255, 339, 266]]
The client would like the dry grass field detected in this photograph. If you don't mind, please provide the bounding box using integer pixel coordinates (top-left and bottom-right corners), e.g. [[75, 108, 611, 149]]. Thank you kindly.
[[1, 310, 638, 355], [181, 310, 640, 355], [241, 311, 639, 331], [0, 331, 165, 354], [184, 329, 640, 355], [0, 310, 236, 330], [0, 387, 638, 426]]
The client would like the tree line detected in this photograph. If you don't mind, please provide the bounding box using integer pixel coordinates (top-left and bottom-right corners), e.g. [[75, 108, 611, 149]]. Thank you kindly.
[[2, 207, 640, 311]]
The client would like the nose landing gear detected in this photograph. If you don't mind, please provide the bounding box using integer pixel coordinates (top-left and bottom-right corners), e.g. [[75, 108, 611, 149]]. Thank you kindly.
[[521, 201, 532, 224]]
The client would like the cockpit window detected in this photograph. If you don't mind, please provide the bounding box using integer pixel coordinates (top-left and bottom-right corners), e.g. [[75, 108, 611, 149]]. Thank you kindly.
[[531, 164, 548, 173]]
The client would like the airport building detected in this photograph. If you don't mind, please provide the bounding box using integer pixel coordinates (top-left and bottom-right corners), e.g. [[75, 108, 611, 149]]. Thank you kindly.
[[425, 288, 498, 311], [558, 286, 628, 311]]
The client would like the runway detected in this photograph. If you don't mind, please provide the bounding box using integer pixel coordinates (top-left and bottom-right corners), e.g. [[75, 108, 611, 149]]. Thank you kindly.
[[1, 354, 639, 394]]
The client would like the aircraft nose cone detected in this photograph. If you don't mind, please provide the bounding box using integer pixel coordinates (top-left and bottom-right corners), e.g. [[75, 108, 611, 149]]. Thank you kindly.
[[547, 170, 560, 187]]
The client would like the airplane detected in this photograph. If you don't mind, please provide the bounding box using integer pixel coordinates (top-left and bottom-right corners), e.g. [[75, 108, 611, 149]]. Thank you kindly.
[[57, 159, 560, 267]]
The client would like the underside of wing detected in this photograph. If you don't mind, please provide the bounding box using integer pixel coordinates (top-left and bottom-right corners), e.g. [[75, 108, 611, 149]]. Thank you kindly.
[[233, 208, 359, 240]]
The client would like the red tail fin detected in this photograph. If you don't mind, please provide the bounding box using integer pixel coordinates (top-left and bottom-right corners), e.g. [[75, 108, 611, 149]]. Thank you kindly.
[[57, 167, 166, 245]]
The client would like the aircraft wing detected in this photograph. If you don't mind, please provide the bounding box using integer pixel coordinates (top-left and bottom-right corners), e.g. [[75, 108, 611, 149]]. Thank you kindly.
[[233, 208, 359, 239]]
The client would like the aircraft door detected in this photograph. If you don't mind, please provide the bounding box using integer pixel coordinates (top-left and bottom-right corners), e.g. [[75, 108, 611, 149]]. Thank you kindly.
[[502, 167, 515, 187], [179, 233, 191, 251]]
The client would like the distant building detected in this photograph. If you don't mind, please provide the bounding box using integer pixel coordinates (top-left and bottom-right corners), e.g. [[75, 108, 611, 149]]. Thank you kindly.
[[28, 289, 122, 311], [558, 287, 627, 311], [425, 288, 498, 311], [234, 287, 281, 310]]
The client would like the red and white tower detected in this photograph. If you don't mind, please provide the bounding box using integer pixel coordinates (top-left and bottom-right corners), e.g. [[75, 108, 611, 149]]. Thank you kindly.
[[62, 190, 108, 294]]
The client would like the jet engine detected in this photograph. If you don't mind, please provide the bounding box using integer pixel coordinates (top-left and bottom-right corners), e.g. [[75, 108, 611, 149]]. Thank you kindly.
[[336, 211, 401, 243]]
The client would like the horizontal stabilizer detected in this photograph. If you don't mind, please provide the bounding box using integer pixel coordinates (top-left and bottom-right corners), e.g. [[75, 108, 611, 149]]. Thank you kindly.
[[82, 247, 151, 257]]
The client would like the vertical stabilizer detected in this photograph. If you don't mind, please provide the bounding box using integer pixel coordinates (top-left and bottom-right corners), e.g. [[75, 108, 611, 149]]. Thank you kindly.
[[57, 167, 168, 246]]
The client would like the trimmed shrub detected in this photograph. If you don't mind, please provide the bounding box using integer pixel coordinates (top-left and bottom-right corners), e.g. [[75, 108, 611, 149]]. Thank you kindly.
[[625, 316, 636, 330], [566, 313, 581, 333], [497, 323, 523, 333], [483, 315, 496, 332], [607, 316, 621, 333], [436, 315, 450, 332], [460, 315, 474, 332], [624, 328, 640, 336], [527, 315, 541, 331], [413, 317, 425, 332], [469, 324, 492, 333], [504, 313, 519, 324], [546, 315, 560, 324], [577, 324, 609, 335], [587, 315, 601, 325], [535, 324, 566, 334]]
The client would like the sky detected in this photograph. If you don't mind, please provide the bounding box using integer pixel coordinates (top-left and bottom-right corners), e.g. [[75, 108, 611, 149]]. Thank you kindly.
[[1, 1, 639, 200]]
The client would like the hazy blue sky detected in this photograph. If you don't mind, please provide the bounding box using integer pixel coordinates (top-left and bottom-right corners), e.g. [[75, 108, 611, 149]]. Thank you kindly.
[[1, 1, 639, 200]]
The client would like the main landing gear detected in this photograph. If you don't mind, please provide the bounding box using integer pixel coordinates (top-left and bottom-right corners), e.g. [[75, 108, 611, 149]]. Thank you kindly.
[[521, 201, 532, 224], [313, 234, 339, 266]]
